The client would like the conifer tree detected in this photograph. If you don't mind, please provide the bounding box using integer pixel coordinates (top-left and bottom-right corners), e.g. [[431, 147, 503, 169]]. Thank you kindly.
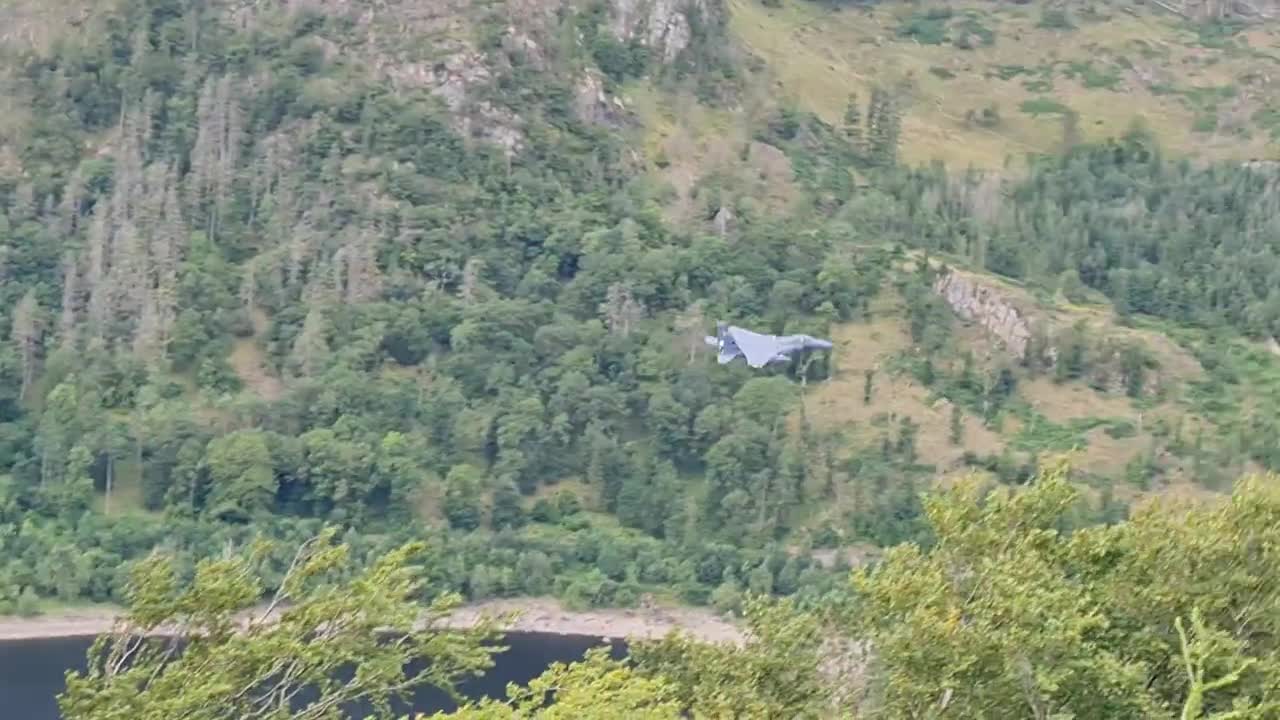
[[843, 92, 864, 157], [10, 289, 41, 401], [866, 87, 901, 167]]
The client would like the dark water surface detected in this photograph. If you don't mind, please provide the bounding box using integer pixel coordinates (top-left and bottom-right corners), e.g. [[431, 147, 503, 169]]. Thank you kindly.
[[0, 632, 625, 718]]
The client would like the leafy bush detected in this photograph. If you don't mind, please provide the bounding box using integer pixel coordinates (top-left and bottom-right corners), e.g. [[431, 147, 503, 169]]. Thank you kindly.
[[952, 15, 996, 49], [1020, 97, 1073, 116], [966, 103, 1003, 128], [1038, 9, 1075, 30], [895, 8, 953, 45]]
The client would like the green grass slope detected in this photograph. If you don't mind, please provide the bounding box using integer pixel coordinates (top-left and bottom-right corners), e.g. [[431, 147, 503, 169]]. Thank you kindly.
[[729, 0, 1280, 169]]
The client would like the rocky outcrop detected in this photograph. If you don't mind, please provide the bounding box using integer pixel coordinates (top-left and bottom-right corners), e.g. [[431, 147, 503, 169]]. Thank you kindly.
[[933, 270, 1033, 360], [220, 0, 716, 156], [381, 52, 525, 156], [1144, 0, 1279, 20], [609, 0, 711, 65], [574, 71, 629, 127], [713, 205, 735, 237]]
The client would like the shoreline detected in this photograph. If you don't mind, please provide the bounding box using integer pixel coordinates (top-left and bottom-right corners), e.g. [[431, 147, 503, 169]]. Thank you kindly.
[[0, 597, 744, 645]]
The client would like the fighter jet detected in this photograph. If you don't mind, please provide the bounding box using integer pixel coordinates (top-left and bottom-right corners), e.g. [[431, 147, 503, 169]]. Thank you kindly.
[[703, 322, 834, 369]]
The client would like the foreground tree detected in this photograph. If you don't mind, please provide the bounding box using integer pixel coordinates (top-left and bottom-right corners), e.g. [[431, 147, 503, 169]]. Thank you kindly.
[[58, 529, 502, 720], [851, 461, 1280, 719], [627, 597, 850, 719], [434, 647, 682, 719], [55, 465, 1280, 719]]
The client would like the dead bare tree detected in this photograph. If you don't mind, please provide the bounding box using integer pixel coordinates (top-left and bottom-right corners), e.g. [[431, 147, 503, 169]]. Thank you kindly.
[[601, 283, 645, 338], [10, 289, 41, 401]]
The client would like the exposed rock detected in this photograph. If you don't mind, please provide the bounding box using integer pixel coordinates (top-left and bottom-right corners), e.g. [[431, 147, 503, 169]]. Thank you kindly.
[[609, 0, 711, 65], [808, 546, 879, 570], [245, 0, 528, 156], [932, 268, 1194, 398], [933, 270, 1032, 360], [502, 26, 548, 70], [746, 141, 796, 197], [1195, 0, 1280, 19], [381, 52, 524, 156], [465, 101, 525, 156], [713, 205, 734, 237], [425, 52, 493, 113], [1244, 159, 1280, 173], [0, 144, 19, 179], [1128, 61, 1172, 91], [573, 71, 628, 127]]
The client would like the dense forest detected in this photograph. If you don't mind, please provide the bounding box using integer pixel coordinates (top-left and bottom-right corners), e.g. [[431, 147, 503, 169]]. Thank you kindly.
[[0, 0, 878, 614], [0, 0, 1277, 633]]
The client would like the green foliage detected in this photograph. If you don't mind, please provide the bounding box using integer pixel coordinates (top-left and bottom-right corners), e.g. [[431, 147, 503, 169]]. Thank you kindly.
[[53, 466, 1280, 718], [989, 64, 1032, 81], [851, 462, 1280, 718], [629, 597, 842, 718], [1, 0, 1279, 654], [1063, 60, 1123, 90], [1193, 112, 1219, 133], [58, 530, 503, 719], [893, 7, 992, 49], [895, 8, 954, 45], [0, 0, 866, 614], [437, 647, 682, 719], [1020, 96, 1074, 116], [951, 14, 996, 50], [591, 37, 650, 83], [1038, 8, 1077, 31], [1011, 413, 1103, 454], [965, 103, 1002, 128]]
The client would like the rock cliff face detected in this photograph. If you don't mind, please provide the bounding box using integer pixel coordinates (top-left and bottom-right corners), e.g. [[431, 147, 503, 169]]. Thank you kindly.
[[609, 0, 710, 64], [365, 0, 715, 143], [574, 71, 630, 128], [933, 270, 1033, 360], [1180, 0, 1280, 20], [4, 0, 718, 155]]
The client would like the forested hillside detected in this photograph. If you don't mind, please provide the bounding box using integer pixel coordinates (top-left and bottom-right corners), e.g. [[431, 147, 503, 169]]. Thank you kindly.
[[0, 0, 1279, 624]]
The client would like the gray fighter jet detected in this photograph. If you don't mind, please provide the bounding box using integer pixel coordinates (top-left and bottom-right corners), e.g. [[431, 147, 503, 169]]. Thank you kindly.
[[704, 322, 834, 369]]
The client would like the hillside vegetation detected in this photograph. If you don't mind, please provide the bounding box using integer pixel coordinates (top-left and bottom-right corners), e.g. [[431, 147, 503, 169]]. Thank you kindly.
[[731, 0, 1280, 168], [0, 0, 1277, 639]]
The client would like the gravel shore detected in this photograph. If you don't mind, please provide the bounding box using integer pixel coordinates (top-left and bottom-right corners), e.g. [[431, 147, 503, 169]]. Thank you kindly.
[[0, 598, 744, 645]]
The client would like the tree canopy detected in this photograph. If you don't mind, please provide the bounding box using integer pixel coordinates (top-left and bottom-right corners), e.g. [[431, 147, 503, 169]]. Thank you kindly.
[[58, 464, 1280, 718]]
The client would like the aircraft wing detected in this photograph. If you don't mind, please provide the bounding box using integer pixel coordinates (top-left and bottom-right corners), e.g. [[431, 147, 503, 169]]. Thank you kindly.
[[726, 326, 783, 368], [706, 333, 742, 364]]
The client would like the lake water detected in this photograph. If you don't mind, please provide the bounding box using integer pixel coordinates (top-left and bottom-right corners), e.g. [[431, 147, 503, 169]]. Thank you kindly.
[[0, 632, 626, 718]]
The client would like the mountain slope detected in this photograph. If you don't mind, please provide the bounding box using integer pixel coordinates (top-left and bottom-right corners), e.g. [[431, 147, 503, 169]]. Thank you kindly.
[[728, 0, 1280, 169], [0, 0, 1278, 616]]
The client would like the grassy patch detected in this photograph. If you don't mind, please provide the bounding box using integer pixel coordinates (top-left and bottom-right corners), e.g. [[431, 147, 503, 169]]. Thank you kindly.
[[1011, 412, 1106, 453], [1020, 97, 1073, 116], [726, 0, 1274, 169], [895, 8, 954, 45], [952, 14, 997, 50], [1254, 106, 1280, 139], [1037, 8, 1075, 31], [1192, 113, 1218, 133], [989, 64, 1033, 80], [1061, 60, 1122, 90]]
